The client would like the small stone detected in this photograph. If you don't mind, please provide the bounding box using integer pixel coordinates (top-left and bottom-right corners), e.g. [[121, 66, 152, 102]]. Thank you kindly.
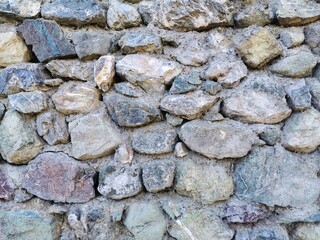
[[254, 125, 281, 146], [41, 0, 106, 27], [0, 26, 30, 67], [280, 28, 305, 48], [0, 110, 43, 164], [69, 113, 122, 160], [36, 110, 69, 145], [202, 81, 222, 95], [114, 82, 145, 97], [166, 113, 183, 127], [202, 102, 224, 122], [22, 152, 96, 203], [291, 223, 320, 240], [94, 55, 115, 92], [270, 51, 317, 78], [107, 1, 142, 30], [8, 91, 48, 114], [123, 201, 167, 240], [174, 142, 188, 158], [306, 78, 320, 111], [14, 188, 33, 203], [305, 22, 320, 55], [0, 0, 41, 18], [236, 29, 282, 68], [179, 119, 260, 159], [46, 59, 94, 81], [104, 93, 162, 127], [44, 78, 63, 87], [52, 82, 100, 115], [235, 6, 270, 28], [114, 143, 134, 164], [142, 160, 175, 193], [286, 80, 311, 111], [0, 169, 14, 201], [132, 125, 176, 154], [0, 103, 5, 119], [169, 75, 197, 94], [138, 1, 156, 24], [235, 225, 289, 240], [282, 108, 320, 153], [175, 160, 233, 204], [160, 91, 219, 120], [17, 19, 76, 62], [173, 46, 210, 67], [185, 71, 202, 85], [118, 32, 162, 54], [98, 163, 142, 199]]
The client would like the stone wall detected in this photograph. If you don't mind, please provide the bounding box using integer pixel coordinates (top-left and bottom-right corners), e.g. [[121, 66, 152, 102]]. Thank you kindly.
[[1, 0, 320, 239]]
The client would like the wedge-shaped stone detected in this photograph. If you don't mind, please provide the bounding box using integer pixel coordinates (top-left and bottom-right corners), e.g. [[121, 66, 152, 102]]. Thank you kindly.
[[0, 170, 14, 201], [94, 55, 115, 92], [305, 23, 320, 55], [8, 91, 48, 114], [0, 0, 41, 18]]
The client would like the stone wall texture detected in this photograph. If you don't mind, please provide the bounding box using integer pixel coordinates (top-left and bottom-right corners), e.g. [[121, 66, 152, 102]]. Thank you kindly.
[[1, 0, 320, 239]]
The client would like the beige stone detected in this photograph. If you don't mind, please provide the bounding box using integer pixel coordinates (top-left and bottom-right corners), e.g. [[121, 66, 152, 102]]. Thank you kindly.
[[94, 55, 115, 92]]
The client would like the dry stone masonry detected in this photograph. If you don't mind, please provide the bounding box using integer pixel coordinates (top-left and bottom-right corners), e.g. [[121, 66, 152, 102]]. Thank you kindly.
[[1, 0, 320, 239]]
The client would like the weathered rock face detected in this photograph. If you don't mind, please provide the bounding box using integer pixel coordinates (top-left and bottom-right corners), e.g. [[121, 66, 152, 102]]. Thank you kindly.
[[235, 225, 289, 240], [158, 0, 233, 32], [280, 28, 305, 48], [8, 91, 48, 114], [235, 6, 270, 28], [0, 110, 43, 164], [169, 72, 199, 94], [0, 0, 41, 18], [22, 152, 95, 203], [179, 120, 260, 159], [94, 55, 115, 92], [286, 80, 311, 111], [291, 223, 320, 240], [52, 82, 100, 114], [17, 19, 76, 62], [41, 0, 106, 27], [0, 169, 15, 201], [305, 22, 320, 54], [114, 82, 145, 98], [69, 113, 122, 160], [235, 146, 320, 207]]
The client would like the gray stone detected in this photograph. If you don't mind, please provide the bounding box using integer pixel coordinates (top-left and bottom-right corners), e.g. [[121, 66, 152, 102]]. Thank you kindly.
[[0, 102, 5, 119], [160, 91, 219, 120], [0, 110, 43, 164], [202, 101, 224, 122], [166, 113, 183, 127], [114, 82, 145, 98], [158, 0, 233, 32], [305, 22, 320, 55], [44, 78, 63, 87], [52, 82, 100, 115], [291, 223, 320, 240], [69, 113, 122, 160], [254, 125, 281, 146], [138, 1, 156, 24], [123, 201, 167, 240], [286, 80, 311, 111], [98, 163, 142, 199], [235, 146, 320, 207], [17, 19, 76, 62], [94, 55, 115, 92], [270, 51, 317, 78], [41, 0, 106, 27], [118, 32, 162, 54], [306, 78, 320, 111], [175, 160, 233, 204], [142, 160, 175, 192], [235, 6, 270, 28], [22, 152, 96, 203], [173, 45, 210, 67], [236, 29, 282, 68], [114, 143, 134, 164], [8, 91, 48, 114], [0, 0, 41, 18], [104, 93, 162, 127], [169, 74, 198, 94], [280, 28, 305, 48], [36, 109, 69, 145], [107, 1, 142, 30], [282, 108, 320, 153], [46, 59, 94, 81], [235, 225, 289, 240], [0, 169, 14, 201], [174, 142, 188, 158], [179, 119, 260, 159], [202, 81, 222, 95], [0, 210, 60, 240]]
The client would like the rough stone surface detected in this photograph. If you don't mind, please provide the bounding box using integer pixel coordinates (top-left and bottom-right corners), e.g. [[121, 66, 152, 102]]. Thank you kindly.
[[174, 142, 188, 158], [52, 82, 100, 114], [280, 28, 305, 48], [94, 55, 115, 92], [8, 90, 48, 114], [235, 6, 270, 28], [173, 45, 210, 67], [286, 80, 312, 111], [202, 81, 222, 95], [0, 103, 5, 119], [306, 78, 320, 111], [0, 169, 15, 201], [305, 22, 320, 54], [114, 82, 145, 98], [291, 223, 320, 240], [22, 152, 96, 203], [235, 225, 289, 240], [0, 0, 41, 18], [114, 143, 133, 164], [98, 163, 142, 199], [169, 72, 198, 94], [0, 110, 43, 164]]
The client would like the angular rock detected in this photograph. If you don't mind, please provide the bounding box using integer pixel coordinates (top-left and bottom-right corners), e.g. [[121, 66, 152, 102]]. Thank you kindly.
[[169, 71, 200, 94], [235, 146, 320, 207], [235, 225, 289, 240], [17, 19, 76, 62], [52, 82, 100, 114], [8, 91, 48, 114], [270, 51, 317, 78], [174, 142, 188, 158], [282, 108, 320, 153], [158, 0, 233, 32], [160, 91, 219, 120], [98, 163, 142, 199], [142, 160, 175, 192], [41, 0, 106, 27], [286, 80, 311, 111], [291, 223, 320, 240], [46, 59, 94, 81], [107, 1, 142, 30], [175, 160, 233, 204], [236, 29, 282, 68], [0, 110, 43, 164], [173, 46, 210, 67], [0, 0, 41, 18], [306, 78, 320, 111], [280, 28, 305, 48], [0, 169, 14, 201], [114, 143, 133, 164], [44, 78, 63, 87], [114, 82, 145, 98], [36, 110, 69, 145], [166, 113, 183, 127], [305, 23, 320, 55], [254, 125, 281, 146], [123, 201, 167, 240], [22, 152, 95, 203], [0, 210, 60, 240], [179, 119, 260, 159], [116, 54, 181, 92], [94, 55, 115, 92], [69, 113, 122, 160], [118, 32, 162, 54], [132, 126, 176, 154], [104, 93, 162, 127], [202, 81, 222, 95], [235, 6, 270, 28], [138, 0, 156, 24], [0, 103, 5, 119]]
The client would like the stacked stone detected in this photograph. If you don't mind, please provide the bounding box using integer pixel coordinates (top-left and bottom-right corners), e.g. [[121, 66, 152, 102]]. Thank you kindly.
[[0, 0, 320, 239]]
